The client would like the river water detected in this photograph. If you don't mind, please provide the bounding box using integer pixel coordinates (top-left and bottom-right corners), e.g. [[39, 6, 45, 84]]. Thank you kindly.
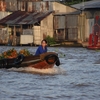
[[0, 46, 100, 100]]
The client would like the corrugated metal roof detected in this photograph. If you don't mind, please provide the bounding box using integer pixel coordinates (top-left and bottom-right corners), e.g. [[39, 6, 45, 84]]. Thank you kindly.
[[54, 10, 81, 16], [67, 10, 81, 15], [0, 10, 53, 25], [18, 0, 41, 1], [71, 0, 100, 10]]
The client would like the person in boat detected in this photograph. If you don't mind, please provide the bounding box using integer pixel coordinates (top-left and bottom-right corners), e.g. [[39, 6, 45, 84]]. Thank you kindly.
[[35, 39, 47, 55]]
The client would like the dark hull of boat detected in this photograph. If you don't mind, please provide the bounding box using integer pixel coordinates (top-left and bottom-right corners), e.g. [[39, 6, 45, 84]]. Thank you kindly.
[[0, 52, 60, 69]]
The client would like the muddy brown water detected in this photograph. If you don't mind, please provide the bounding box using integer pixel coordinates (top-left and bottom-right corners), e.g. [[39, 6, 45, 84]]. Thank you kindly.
[[0, 46, 100, 100]]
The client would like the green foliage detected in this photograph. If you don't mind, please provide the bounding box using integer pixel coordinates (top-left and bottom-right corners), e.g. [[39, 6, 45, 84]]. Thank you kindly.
[[45, 36, 56, 46]]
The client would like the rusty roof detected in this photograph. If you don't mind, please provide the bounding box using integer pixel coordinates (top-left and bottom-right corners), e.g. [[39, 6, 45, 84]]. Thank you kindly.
[[54, 10, 81, 16], [18, 0, 42, 1], [0, 10, 53, 25]]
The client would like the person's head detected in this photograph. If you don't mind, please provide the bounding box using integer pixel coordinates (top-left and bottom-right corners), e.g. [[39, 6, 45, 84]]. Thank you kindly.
[[41, 39, 47, 47]]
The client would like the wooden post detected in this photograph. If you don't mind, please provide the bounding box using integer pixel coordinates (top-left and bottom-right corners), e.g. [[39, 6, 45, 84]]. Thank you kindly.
[[20, 25, 23, 46], [20, 25, 22, 34], [13, 25, 16, 46], [7, 25, 9, 44], [33, 24, 34, 45]]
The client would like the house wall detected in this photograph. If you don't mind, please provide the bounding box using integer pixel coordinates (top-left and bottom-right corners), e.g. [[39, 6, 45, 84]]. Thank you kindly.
[[18, 1, 78, 13], [18, 1, 53, 12], [66, 15, 79, 41], [0, 28, 8, 44], [53, 15, 65, 40], [0, 11, 11, 20], [0, 0, 6, 11], [5, 0, 17, 11], [52, 2, 77, 13], [78, 13, 86, 42], [54, 14, 79, 41], [54, 15, 65, 29], [33, 26, 41, 45], [40, 13, 53, 38], [53, 2, 79, 41], [0, 0, 12, 20], [3, 1, 77, 13], [85, 18, 94, 40], [53, 13, 92, 43], [32, 12, 53, 45], [83, 9, 100, 42]]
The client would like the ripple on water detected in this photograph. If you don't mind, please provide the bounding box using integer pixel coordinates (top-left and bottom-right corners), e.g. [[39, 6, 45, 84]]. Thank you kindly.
[[0, 47, 100, 100]]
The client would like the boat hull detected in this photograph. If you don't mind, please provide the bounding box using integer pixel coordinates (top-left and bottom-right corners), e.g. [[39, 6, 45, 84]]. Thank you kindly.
[[28, 60, 54, 69], [0, 52, 60, 69]]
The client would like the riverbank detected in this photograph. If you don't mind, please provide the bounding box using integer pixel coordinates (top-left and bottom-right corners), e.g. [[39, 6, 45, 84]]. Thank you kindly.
[[50, 41, 83, 47], [0, 41, 88, 47]]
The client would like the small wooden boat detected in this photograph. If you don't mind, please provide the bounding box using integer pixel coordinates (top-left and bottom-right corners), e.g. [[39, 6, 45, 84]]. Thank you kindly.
[[0, 52, 60, 69]]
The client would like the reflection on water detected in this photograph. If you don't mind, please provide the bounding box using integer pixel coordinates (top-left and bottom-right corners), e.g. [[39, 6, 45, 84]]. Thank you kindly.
[[0, 46, 100, 100]]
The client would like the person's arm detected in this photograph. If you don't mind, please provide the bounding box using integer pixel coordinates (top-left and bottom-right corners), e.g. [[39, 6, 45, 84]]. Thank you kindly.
[[35, 47, 40, 55], [35, 46, 44, 55]]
